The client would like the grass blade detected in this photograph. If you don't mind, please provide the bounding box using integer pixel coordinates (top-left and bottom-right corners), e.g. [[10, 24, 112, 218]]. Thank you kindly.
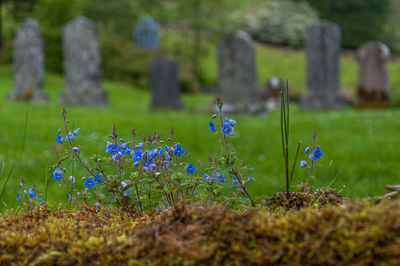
[[289, 141, 302, 183]]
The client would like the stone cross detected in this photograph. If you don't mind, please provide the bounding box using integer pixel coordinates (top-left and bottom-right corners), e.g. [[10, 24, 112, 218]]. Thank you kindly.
[[355, 41, 390, 108], [8, 18, 48, 103], [134, 15, 160, 50], [60, 16, 108, 107], [150, 57, 184, 110], [301, 20, 347, 110], [217, 31, 265, 114]]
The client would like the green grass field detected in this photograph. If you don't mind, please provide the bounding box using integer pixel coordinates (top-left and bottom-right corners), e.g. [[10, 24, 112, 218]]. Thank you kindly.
[[0, 53, 399, 209]]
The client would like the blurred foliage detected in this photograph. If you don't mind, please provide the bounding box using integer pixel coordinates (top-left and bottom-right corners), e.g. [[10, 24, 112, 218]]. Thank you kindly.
[[245, 0, 318, 48], [303, 0, 391, 49], [34, 0, 83, 73]]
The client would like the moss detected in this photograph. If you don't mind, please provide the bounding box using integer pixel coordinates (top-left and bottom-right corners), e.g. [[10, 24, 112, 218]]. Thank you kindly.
[[1, 200, 400, 265]]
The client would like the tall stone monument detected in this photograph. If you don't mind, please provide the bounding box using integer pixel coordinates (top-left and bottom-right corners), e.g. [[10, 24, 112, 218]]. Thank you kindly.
[[134, 15, 160, 50], [217, 31, 265, 114], [301, 20, 347, 110], [8, 18, 48, 103], [150, 57, 184, 110], [60, 16, 108, 107], [355, 41, 390, 108]]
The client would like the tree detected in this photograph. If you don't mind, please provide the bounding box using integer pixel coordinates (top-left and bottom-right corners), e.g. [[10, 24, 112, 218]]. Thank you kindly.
[[304, 0, 390, 48]]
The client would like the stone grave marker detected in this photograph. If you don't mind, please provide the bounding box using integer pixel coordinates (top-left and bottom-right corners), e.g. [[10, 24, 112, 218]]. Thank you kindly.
[[150, 57, 184, 110], [301, 20, 347, 110], [60, 16, 108, 107], [8, 18, 48, 103], [134, 15, 160, 50], [355, 41, 390, 108], [217, 31, 265, 114]]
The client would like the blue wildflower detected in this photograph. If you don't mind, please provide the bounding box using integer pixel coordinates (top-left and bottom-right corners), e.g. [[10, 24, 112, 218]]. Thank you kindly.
[[74, 128, 80, 137], [38, 198, 44, 205], [56, 129, 63, 144], [68, 193, 72, 201], [300, 160, 307, 168], [305, 147, 310, 153], [66, 131, 76, 141], [94, 174, 103, 185], [69, 176, 76, 184], [173, 144, 185, 157], [232, 176, 238, 186], [224, 117, 237, 127], [106, 142, 119, 155], [149, 163, 157, 172], [121, 181, 128, 190], [28, 188, 36, 198], [218, 173, 226, 183], [186, 163, 197, 175], [119, 142, 131, 155], [123, 189, 132, 197], [209, 121, 217, 133], [53, 168, 63, 182], [309, 148, 324, 161], [112, 151, 123, 161], [222, 124, 234, 135], [17, 193, 21, 202], [72, 147, 80, 153], [132, 150, 143, 162], [84, 178, 96, 189], [248, 175, 253, 181]]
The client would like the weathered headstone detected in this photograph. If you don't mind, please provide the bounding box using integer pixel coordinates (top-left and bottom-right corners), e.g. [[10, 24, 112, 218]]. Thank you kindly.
[[150, 57, 184, 110], [60, 16, 108, 107], [217, 31, 265, 114], [134, 15, 160, 50], [355, 41, 390, 108], [301, 20, 347, 110], [8, 18, 48, 103]]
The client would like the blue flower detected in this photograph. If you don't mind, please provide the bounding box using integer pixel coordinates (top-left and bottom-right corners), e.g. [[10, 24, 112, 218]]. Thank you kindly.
[[209, 121, 217, 133], [28, 188, 36, 198], [74, 128, 80, 137], [72, 147, 80, 153], [224, 117, 237, 127], [304, 147, 310, 153], [232, 176, 238, 186], [53, 167, 63, 182], [84, 178, 96, 189], [68, 193, 72, 201], [222, 124, 234, 135], [218, 173, 226, 183], [66, 131, 76, 141], [17, 193, 21, 202], [123, 189, 132, 197], [248, 175, 253, 181], [309, 148, 324, 161], [94, 174, 103, 185], [38, 198, 44, 205], [106, 142, 119, 155], [132, 150, 143, 162], [149, 163, 157, 172], [173, 144, 185, 157], [186, 163, 197, 174], [119, 142, 131, 155], [112, 151, 123, 161], [300, 160, 307, 168], [69, 176, 76, 184], [121, 181, 128, 190], [56, 129, 63, 144]]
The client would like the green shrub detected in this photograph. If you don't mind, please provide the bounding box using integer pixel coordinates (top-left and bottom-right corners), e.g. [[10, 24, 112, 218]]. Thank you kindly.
[[246, 0, 318, 47], [304, 0, 391, 49]]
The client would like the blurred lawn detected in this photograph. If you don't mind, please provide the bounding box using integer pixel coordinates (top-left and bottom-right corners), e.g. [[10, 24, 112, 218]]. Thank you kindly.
[[0, 60, 400, 209]]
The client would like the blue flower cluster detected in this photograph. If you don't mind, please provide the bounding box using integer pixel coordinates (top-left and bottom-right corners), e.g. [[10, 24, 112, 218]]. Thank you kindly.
[[18, 188, 44, 205], [309, 148, 324, 161], [209, 117, 237, 136], [53, 167, 64, 182], [203, 172, 226, 183], [57, 128, 80, 144], [84, 174, 104, 190]]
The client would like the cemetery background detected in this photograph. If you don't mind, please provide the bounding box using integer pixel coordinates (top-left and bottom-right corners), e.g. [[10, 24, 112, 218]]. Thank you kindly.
[[0, 0, 400, 208]]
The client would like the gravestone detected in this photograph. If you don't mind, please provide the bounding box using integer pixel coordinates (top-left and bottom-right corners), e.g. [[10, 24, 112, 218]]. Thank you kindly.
[[217, 31, 265, 114], [8, 18, 48, 103], [301, 20, 347, 110], [60, 16, 108, 107], [134, 15, 160, 50], [355, 41, 390, 108], [150, 57, 184, 110]]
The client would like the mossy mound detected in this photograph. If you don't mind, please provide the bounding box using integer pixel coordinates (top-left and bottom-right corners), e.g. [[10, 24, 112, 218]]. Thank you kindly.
[[1, 200, 400, 265]]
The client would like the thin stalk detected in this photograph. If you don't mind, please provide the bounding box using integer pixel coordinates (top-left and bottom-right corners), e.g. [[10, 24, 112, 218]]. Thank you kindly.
[[289, 141, 302, 183]]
